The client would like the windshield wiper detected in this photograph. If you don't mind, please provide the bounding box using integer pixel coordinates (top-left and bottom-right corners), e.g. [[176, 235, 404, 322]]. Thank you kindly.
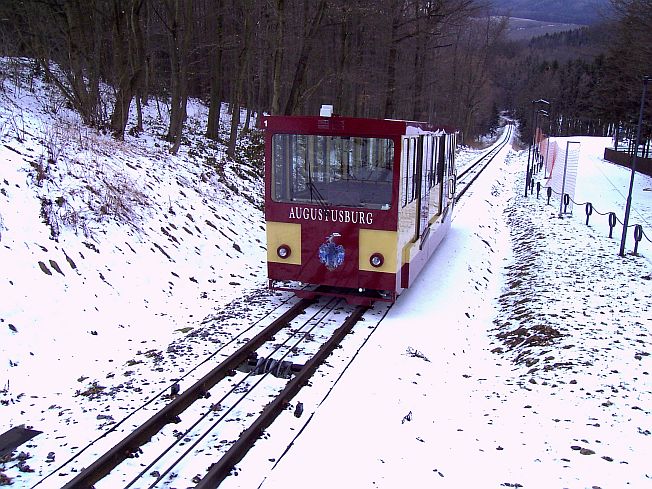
[[307, 166, 329, 211]]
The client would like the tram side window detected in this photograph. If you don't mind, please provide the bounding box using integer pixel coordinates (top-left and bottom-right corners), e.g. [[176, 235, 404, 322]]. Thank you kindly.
[[421, 136, 429, 198], [426, 136, 433, 190], [272, 134, 394, 209], [402, 137, 417, 207], [448, 135, 455, 175], [441, 135, 447, 183], [272, 134, 290, 201], [411, 139, 418, 203], [402, 141, 408, 207]]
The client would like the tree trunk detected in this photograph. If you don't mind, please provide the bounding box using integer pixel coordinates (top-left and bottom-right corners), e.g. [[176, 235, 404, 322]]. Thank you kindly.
[[166, 0, 192, 155], [227, 101, 240, 158], [31, 0, 103, 127], [271, 0, 285, 115], [412, 1, 426, 121], [335, 13, 350, 113], [383, 0, 401, 119], [110, 0, 145, 139], [227, 0, 253, 158], [206, 0, 224, 140], [283, 0, 327, 115]]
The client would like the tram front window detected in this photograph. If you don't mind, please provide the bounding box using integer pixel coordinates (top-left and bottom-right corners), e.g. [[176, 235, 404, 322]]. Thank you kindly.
[[272, 134, 394, 209]]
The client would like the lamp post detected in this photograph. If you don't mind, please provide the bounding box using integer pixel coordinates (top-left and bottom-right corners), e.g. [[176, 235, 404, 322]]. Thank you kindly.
[[542, 110, 553, 176], [619, 76, 650, 256], [525, 99, 550, 196], [535, 109, 550, 173]]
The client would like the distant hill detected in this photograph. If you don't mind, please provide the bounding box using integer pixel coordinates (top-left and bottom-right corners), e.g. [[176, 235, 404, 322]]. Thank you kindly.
[[487, 0, 614, 25], [504, 18, 587, 41]]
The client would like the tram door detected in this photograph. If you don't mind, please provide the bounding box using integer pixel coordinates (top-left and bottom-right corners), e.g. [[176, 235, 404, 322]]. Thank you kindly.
[[418, 136, 431, 242], [438, 135, 448, 210]]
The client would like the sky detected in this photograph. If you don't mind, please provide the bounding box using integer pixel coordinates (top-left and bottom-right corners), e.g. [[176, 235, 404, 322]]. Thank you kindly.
[[1, 58, 651, 488]]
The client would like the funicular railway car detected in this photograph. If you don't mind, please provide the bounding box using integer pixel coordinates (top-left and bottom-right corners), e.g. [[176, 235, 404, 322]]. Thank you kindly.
[[263, 107, 457, 305]]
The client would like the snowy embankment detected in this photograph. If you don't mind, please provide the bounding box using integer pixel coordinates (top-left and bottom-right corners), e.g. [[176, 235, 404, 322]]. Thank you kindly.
[[1, 58, 651, 488], [0, 60, 268, 485]]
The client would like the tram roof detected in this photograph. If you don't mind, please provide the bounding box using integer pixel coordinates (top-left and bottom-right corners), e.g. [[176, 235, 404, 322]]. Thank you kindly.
[[260, 114, 456, 137]]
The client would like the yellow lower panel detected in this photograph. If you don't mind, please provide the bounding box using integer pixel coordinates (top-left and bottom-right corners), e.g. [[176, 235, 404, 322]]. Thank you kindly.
[[401, 241, 414, 267], [267, 221, 301, 265], [359, 229, 397, 272]]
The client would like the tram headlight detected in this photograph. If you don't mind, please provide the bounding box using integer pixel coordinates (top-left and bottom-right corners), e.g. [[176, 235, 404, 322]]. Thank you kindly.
[[277, 244, 292, 259], [369, 253, 384, 268]]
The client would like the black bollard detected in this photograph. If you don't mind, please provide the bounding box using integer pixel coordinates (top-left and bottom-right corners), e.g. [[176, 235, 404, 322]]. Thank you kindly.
[[585, 202, 593, 225], [633, 224, 643, 255], [546, 187, 552, 205], [608, 212, 617, 238]]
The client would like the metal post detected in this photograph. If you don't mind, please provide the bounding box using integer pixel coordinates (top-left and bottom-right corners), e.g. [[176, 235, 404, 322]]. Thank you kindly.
[[544, 134, 551, 177], [525, 104, 535, 197], [557, 141, 580, 218], [536, 109, 549, 174], [619, 76, 650, 257], [559, 141, 571, 218], [533, 110, 540, 175], [544, 108, 553, 177], [525, 99, 550, 196]]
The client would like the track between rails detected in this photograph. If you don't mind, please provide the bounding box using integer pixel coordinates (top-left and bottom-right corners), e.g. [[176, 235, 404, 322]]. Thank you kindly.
[[455, 123, 514, 203], [58, 297, 370, 489], [195, 304, 368, 488]]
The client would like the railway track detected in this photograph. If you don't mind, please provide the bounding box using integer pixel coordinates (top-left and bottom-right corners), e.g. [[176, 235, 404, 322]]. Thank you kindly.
[[455, 123, 514, 203], [30, 125, 511, 489], [44, 295, 384, 488]]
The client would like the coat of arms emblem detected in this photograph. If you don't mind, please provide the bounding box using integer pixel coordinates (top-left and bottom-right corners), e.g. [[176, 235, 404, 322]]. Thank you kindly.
[[319, 232, 345, 271]]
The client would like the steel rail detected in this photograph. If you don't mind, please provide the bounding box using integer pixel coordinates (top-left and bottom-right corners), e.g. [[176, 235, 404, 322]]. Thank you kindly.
[[130, 298, 341, 488], [195, 305, 370, 488], [457, 124, 512, 181], [34, 293, 300, 489], [61, 298, 314, 489], [455, 124, 513, 203]]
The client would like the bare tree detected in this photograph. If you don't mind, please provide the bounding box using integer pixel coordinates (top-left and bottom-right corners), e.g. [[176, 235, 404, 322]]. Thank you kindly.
[[110, 0, 147, 139], [0, 0, 517, 149], [159, 0, 193, 154], [270, 0, 285, 115], [205, 0, 225, 140], [21, 0, 106, 127], [227, 0, 254, 158], [449, 16, 507, 142], [283, 0, 328, 115], [382, 0, 476, 119]]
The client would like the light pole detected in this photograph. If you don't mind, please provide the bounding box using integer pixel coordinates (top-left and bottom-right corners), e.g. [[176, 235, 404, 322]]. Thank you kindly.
[[542, 110, 553, 176], [525, 99, 550, 196], [619, 76, 650, 256], [535, 109, 550, 173]]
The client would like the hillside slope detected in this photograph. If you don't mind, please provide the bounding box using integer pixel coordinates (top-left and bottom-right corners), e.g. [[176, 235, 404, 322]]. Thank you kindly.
[[1, 58, 267, 411]]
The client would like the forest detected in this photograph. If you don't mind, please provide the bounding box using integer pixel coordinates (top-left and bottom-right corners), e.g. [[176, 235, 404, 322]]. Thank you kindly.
[[0, 0, 649, 151], [501, 0, 651, 144]]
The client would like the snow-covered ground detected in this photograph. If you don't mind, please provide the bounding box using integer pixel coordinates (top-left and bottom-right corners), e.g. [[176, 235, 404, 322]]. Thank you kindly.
[[1, 60, 651, 487], [0, 59, 270, 485], [257, 135, 652, 489]]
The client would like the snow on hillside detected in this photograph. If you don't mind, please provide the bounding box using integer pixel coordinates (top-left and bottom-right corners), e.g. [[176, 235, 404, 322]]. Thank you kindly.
[[0, 57, 269, 475]]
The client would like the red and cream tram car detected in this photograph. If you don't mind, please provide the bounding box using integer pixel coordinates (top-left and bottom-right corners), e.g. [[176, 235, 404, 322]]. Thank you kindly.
[[262, 108, 457, 305]]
